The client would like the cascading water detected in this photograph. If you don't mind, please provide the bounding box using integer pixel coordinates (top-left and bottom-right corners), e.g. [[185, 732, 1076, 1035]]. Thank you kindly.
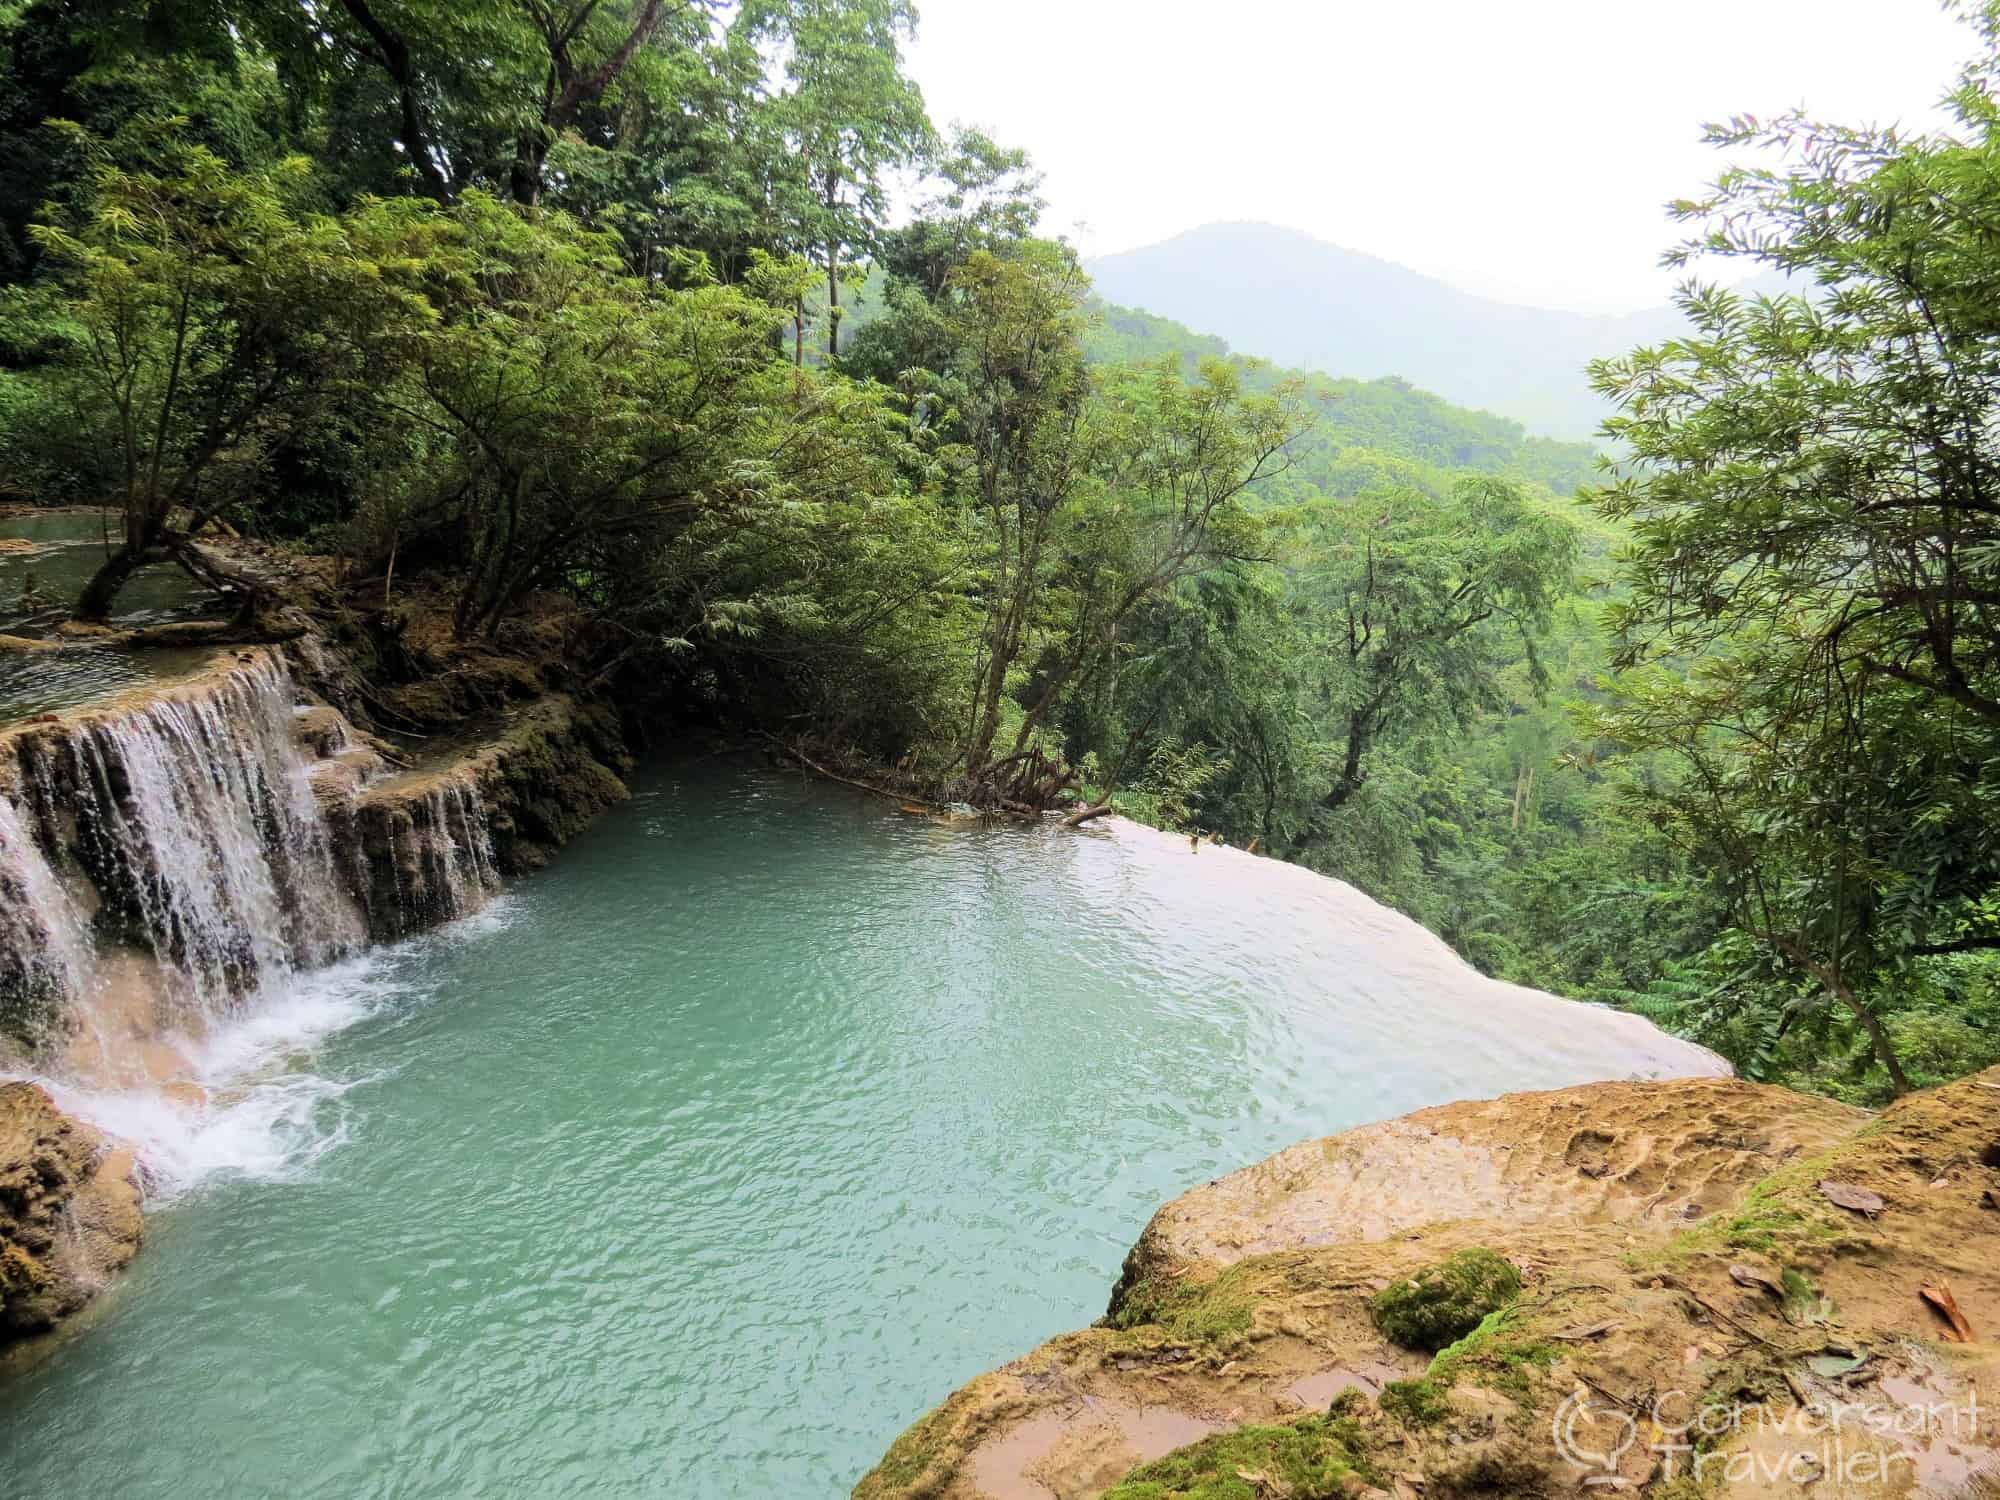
[[64, 655, 361, 1009], [0, 792, 92, 1014], [417, 780, 499, 922], [0, 652, 498, 1194]]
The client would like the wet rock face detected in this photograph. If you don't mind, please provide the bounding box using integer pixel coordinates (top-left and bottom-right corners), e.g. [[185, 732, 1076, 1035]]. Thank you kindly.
[[0, 648, 633, 1005], [0, 1082, 142, 1345], [322, 695, 631, 942], [0, 642, 631, 1354], [0, 650, 364, 1029]]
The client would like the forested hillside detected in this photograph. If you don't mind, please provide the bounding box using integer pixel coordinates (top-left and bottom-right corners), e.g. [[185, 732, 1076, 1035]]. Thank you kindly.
[[1084, 301, 1604, 501], [1073, 273, 2000, 1103], [1087, 221, 1745, 440], [2, 0, 1997, 1104]]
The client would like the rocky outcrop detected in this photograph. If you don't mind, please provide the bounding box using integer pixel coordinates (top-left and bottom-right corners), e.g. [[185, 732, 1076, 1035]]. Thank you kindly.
[[311, 694, 630, 941], [0, 1082, 142, 1344], [858, 1070, 2000, 1500], [1109, 1075, 1869, 1316]]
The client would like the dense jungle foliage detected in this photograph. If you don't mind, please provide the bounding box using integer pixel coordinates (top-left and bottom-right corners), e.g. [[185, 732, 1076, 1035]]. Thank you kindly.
[[4, 0, 2000, 1101]]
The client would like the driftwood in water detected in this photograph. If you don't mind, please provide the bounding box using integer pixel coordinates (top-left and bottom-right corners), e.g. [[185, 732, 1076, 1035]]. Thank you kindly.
[[958, 744, 1080, 815], [775, 736, 1109, 829], [769, 738, 942, 811]]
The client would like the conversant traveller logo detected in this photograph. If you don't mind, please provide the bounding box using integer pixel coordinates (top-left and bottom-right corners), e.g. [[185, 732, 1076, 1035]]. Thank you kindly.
[[1551, 1384, 1984, 1488]]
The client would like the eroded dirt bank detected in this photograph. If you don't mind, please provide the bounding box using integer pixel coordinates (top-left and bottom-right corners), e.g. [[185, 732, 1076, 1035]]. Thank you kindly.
[[857, 1069, 2000, 1500]]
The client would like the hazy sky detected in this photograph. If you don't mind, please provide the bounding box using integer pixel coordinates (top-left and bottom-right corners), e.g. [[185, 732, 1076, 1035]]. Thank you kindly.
[[903, 0, 1973, 314]]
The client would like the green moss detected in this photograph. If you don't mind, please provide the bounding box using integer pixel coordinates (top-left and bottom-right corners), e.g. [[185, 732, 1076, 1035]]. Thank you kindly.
[[1109, 1268, 1254, 1347], [1378, 1308, 1558, 1428], [1100, 1414, 1377, 1500], [1379, 1307, 1506, 1426], [1369, 1248, 1521, 1351], [1325, 1387, 1369, 1419], [1712, 1180, 1823, 1253], [1647, 1155, 1847, 1261], [855, 1404, 949, 1497], [1379, 1372, 1452, 1426]]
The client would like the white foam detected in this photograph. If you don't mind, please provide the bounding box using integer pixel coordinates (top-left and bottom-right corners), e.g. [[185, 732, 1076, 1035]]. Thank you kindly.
[[28, 954, 407, 1201], [0, 654, 514, 1200]]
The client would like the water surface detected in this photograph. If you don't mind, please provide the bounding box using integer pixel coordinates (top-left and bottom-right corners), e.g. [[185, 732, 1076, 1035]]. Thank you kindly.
[[0, 509, 219, 719], [1, 762, 1717, 1496]]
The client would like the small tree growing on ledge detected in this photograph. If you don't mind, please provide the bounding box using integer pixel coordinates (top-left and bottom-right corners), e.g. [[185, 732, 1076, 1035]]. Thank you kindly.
[[29, 128, 432, 621]]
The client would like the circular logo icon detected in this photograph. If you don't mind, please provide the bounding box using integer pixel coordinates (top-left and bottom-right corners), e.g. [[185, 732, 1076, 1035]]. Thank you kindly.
[[1552, 1389, 1639, 1478]]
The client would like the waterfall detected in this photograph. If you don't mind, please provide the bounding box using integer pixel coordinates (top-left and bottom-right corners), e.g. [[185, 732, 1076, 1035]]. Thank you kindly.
[[342, 774, 501, 940], [62, 656, 361, 1013], [0, 651, 497, 1192], [0, 793, 92, 1028], [418, 780, 499, 924]]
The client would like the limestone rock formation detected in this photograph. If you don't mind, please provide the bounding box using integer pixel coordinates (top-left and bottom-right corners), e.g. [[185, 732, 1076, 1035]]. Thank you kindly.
[[1110, 1075, 1869, 1313], [0, 1082, 142, 1344], [857, 1070, 2000, 1500]]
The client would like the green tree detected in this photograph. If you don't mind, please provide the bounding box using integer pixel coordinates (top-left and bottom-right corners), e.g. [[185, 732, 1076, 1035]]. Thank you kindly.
[[1069, 566, 1316, 840], [873, 126, 1043, 302], [1586, 4, 2000, 1091], [1010, 355, 1304, 760], [376, 197, 814, 635], [1291, 478, 1577, 836], [736, 0, 931, 359], [27, 133, 433, 617], [935, 241, 1097, 775], [273, 0, 698, 205]]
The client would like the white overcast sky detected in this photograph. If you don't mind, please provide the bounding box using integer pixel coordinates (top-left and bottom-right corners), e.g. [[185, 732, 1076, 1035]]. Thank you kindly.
[[902, 0, 1974, 313]]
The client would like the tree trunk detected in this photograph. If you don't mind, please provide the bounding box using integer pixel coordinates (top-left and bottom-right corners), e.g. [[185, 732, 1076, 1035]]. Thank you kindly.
[[1768, 935, 1913, 1096], [76, 545, 149, 622], [826, 241, 840, 360], [76, 499, 172, 621], [510, 139, 546, 207], [163, 534, 272, 625], [337, 0, 452, 200], [1321, 712, 1371, 813], [1828, 980, 1912, 1096]]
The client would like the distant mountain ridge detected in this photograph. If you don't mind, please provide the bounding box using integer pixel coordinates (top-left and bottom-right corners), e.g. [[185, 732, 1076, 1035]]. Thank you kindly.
[[1084, 222, 1701, 441], [1082, 299, 1605, 506]]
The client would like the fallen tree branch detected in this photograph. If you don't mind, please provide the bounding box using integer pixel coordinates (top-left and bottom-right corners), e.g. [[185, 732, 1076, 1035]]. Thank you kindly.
[[1064, 801, 1116, 827], [767, 736, 941, 810], [124, 619, 306, 648]]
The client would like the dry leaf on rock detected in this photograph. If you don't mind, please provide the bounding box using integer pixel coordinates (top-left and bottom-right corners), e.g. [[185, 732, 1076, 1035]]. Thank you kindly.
[[1729, 1263, 1785, 1298], [1818, 1180, 1886, 1217], [1920, 1280, 1977, 1343]]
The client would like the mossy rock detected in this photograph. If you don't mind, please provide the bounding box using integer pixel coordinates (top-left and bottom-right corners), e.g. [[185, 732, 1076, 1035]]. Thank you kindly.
[[1100, 1413, 1377, 1500], [1109, 1267, 1254, 1346], [1378, 1307, 1558, 1428], [0, 967, 64, 1054], [1369, 1248, 1520, 1351]]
